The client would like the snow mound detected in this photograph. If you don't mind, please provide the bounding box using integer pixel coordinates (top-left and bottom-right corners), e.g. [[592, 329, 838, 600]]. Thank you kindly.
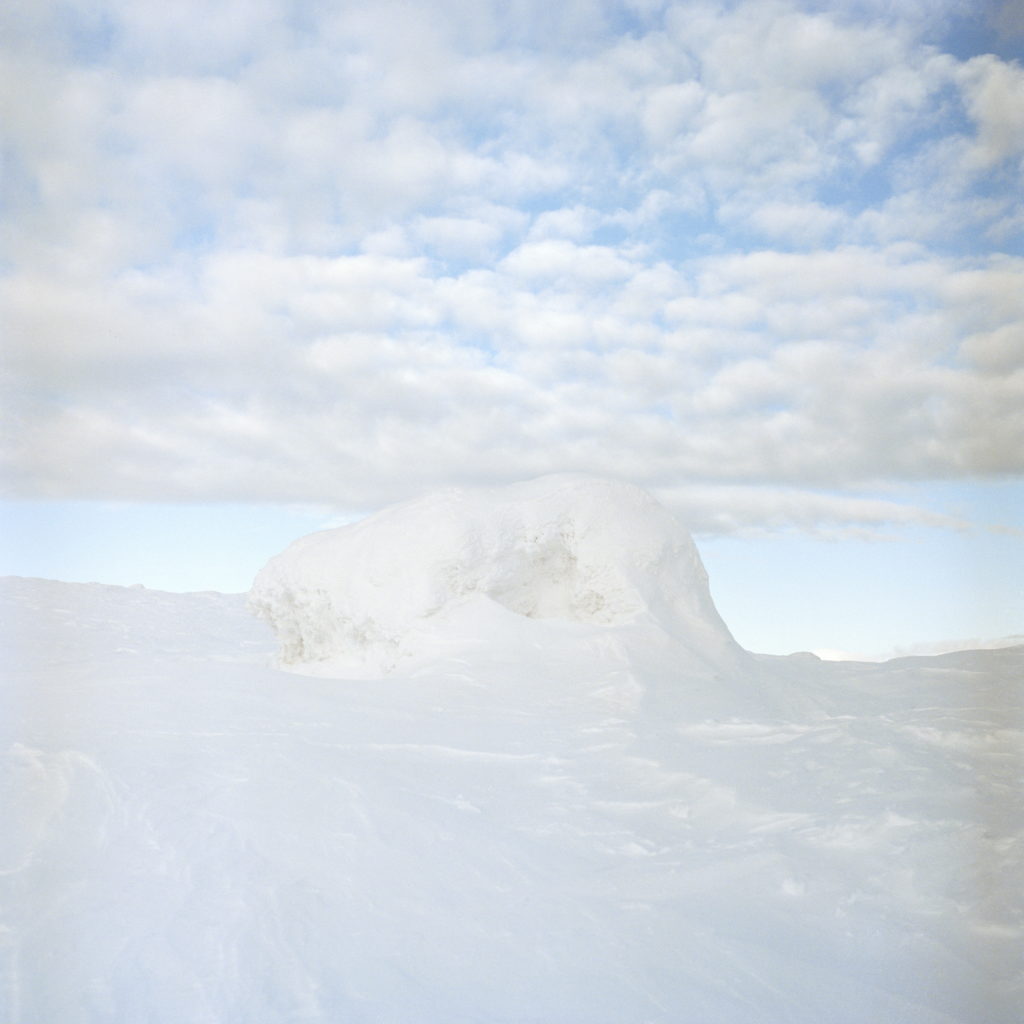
[[249, 475, 740, 675]]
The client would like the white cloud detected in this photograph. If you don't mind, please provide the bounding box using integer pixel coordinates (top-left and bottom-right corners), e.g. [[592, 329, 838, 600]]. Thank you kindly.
[[410, 215, 505, 261], [499, 239, 637, 284], [731, 199, 847, 245], [957, 54, 1024, 171], [121, 75, 261, 187], [527, 206, 604, 242], [642, 81, 705, 146], [654, 482, 966, 537], [6, 238, 1020, 515], [1, 0, 1021, 541], [839, 52, 956, 168], [960, 323, 1024, 373]]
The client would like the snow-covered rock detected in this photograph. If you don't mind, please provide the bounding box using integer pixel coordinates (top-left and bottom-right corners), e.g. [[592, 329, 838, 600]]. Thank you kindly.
[[249, 475, 741, 676]]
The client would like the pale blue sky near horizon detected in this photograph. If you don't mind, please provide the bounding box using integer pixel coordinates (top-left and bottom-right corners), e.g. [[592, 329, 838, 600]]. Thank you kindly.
[[2, 0, 1022, 660], [2, 476, 1021, 660]]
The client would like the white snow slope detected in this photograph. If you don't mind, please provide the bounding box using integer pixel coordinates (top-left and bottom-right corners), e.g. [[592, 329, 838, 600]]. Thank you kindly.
[[3, 477, 1023, 1024]]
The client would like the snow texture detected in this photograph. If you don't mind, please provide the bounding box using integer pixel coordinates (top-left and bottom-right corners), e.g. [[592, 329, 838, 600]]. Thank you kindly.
[[249, 475, 741, 676], [3, 477, 1023, 1023]]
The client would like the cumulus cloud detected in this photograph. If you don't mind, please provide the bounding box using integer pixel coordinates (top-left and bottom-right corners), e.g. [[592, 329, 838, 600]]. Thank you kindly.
[[957, 54, 1024, 171], [1, 0, 1021, 537]]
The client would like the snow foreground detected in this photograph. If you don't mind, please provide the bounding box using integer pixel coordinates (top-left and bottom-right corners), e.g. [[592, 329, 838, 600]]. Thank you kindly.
[[249, 475, 742, 677], [3, 563, 1023, 1021]]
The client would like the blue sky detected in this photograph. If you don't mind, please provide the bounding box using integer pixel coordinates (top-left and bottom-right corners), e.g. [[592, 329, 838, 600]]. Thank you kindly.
[[2, 0, 1022, 658]]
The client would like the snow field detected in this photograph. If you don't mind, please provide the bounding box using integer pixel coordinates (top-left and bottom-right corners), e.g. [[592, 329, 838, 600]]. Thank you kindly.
[[2, 575, 1022, 1023], [3, 477, 1022, 1022]]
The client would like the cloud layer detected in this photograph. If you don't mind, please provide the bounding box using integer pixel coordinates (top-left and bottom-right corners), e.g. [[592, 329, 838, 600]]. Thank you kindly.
[[2, 0, 1022, 532]]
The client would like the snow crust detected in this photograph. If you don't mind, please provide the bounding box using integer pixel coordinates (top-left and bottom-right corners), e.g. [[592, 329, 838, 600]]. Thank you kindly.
[[249, 475, 740, 675]]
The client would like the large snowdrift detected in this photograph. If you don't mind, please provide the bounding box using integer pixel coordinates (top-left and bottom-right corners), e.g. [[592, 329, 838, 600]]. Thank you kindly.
[[250, 475, 742, 675]]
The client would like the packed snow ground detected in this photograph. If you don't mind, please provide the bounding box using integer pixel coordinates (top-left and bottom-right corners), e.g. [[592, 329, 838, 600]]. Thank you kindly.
[[3, 479, 1023, 1023]]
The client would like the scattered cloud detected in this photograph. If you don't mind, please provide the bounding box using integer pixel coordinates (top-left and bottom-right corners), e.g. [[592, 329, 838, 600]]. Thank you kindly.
[[956, 53, 1024, 171], [1, 0, 1021, 538]]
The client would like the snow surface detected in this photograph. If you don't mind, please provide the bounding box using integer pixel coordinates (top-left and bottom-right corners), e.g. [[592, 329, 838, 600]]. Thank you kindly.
[[3, 478, 1023, 1023]]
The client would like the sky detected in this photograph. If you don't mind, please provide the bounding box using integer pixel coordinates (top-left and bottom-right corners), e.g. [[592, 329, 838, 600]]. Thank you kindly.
[[1, 0, 1023, 659]]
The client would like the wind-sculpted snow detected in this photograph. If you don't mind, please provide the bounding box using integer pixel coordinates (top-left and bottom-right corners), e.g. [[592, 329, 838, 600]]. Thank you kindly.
[[249, 475, 741, 676], [2, 573, 1022, 1024]]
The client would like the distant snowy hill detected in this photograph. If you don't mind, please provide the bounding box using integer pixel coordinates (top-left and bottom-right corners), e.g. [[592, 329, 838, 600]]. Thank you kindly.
[[2, 479, 1022, 1023]]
